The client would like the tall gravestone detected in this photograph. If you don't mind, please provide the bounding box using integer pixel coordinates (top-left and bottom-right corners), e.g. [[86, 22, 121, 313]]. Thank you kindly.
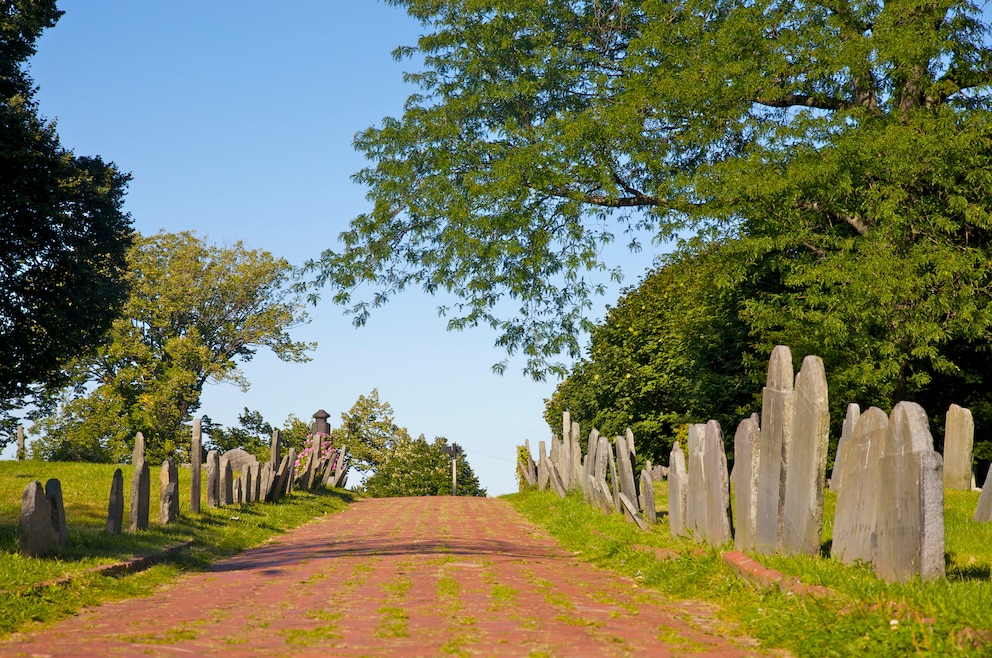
[[206, 450, 220, 507], [875, 402, 945, 582], [107, 468, 124, 533], [285, 447, 297, 495], [160, 458, 179, 524], [640, 469, 657, 523], [831, 406, 888, 565], [45, 478, 68, 545], [732, 414, 760, 551], [270, 428, 282, 466], [130, 433, 150, 532], [190, 418, 203, 514], [16, 424, 25, 460], [18, 481, 57, 557], [755, 346, 795, 554], [685, 423, 708, 540], [829, 404, 861, 492], [686, 421, 732, 546], [233, 478, 243, 504], [615, 434, 639, 508], [943, 404, 974, 491], [243, 461, 256, 503], [668, 443, 688, 537], [221, 458, 234, 505], [537, 441, 550, 491], [975, 467, 992, 522], [782, 356, 829, 556]]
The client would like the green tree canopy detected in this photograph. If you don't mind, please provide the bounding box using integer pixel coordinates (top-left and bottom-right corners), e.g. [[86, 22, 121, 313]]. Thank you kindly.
[[363, 434, 486, 498], [31, 231, 313, 463], [1, 0, 132, 438], [336, 388, 412, 473], [308, 0, 992, 418]]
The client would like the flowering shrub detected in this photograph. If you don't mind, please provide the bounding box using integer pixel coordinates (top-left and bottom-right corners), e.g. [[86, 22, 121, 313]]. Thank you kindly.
[[294, 432, 337, 478]]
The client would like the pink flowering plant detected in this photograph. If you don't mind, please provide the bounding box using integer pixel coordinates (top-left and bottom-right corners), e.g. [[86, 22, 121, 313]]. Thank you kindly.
[[294, 432, 337, 478]]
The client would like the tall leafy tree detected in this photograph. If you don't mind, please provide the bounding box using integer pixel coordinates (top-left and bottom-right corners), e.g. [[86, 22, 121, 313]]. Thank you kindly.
[[31, 231, 313, 463], [363, 434, 486, 498], [312, 0, 992, 437], [1, 0, 132, 440], [336, 388, 412, 473]]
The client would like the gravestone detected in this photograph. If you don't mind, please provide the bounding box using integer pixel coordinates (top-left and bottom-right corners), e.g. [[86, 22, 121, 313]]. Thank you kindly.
[[206, 450, 220, 507], [243, 461, 256, 503], [160, 458, 179, 524], [253, 459, 262, 499], [330, 446, 349, 488], [755, 345, 795, 554], [537, 441, 550, 490], [831, 406, 888, 565], [547, 459, 567, 498], [668, 443, 688, 538], [45, 478, 68, 545], [875, 402, 945, 582], [270, 428, 282, 466], [221, 458, 234, 505], [262, 461, 276, 500], [571, 420, 583, 490], [190, 418, 203, 514], [975, 467, 992, 522], [130, 433, 150, 532], [685, 423, 708, 540], [782, 355, 829, 556], [16, 424, 25, 460], [106, 468, 124, 533], [688, 421, 732, 546], [616, 434, 639, 506], [830, 404, 861, 492], [943, 404, 974, 491], [640, 469, 657, 523], [285, 447, 297, 495], [271, 454, 290, 501], [732, 414, 760, 551], [233, 477, 243, 504], [221, 448, 256, 473], [607, 443, 621, 510], [18, 481, 57, 557]]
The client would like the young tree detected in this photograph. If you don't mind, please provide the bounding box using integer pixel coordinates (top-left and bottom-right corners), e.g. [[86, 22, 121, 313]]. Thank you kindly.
[[363, 434, 486, 498], [31, 231, 313, 463], [1, 1, 132, 440], [202, 408, 274, 463], [336, 389, 412, 473]]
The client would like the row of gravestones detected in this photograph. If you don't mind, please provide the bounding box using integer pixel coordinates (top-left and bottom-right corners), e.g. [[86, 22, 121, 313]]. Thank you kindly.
[[668, 345, 989, 583], [517, 411, 659, 530], [17, 411, 350, 558]]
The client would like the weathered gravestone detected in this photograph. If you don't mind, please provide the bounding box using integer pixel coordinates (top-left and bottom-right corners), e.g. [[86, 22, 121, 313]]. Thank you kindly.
[[160, 458, 179, 524], [831, 406, 888, 565], [829, 404, 861, 492], [206, 449, 220, 507], [943, 404, 974, 491], [221, 457, 234, 505], [16, 424, 25, 460], [975, 467, 992, 522], [615, 433, 639, 510], [686, 421, 732, 545], [45, 478, 68, 545], [271, 454, 290, 502], [270, 428, 282, 466], [284, 447, 297, 495], [330, 446, 349, 489], [233, 477, 243, 504], [106, 468, 124, 533], [537, 441, 550, 491], [221, 448, 256, 474], [782, 355, 829, 556], [732, 414, 761, 551], [755, 346, 795, 554], [875, 402, 945, 583], [261, 461, 275, 501], [130, 432, 150, 532], [640, 469, 657, 524], [243, 461, 256, 503], [19, 481, 58, 557], [668, 443, 688, 538], [190, 418, 203, 514]]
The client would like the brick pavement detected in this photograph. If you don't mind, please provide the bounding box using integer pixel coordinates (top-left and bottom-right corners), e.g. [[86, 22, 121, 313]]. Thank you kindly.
[[0, 496, 785, 657]]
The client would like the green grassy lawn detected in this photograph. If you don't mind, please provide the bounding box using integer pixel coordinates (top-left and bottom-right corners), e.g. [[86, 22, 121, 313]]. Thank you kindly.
[[506, 483, 992, 657], [0, 460, 353, 637]]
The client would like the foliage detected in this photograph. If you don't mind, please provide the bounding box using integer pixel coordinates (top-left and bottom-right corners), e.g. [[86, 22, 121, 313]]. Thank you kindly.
[[30, 231, 314, 464], [203, 408, 274, 463], [545, 246, 754, 463], [0, 460, 352, 639], [293, 432, 337, 478], [307, 0, 992, 450], [0, 0, 132, 439], [363, 434, 486, 498], [336, 389, 412, 473]]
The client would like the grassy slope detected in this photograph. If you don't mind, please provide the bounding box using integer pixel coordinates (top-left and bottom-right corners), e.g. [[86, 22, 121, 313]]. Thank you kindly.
[[0, 460, 353, 637], [506, 484, 992, 657]]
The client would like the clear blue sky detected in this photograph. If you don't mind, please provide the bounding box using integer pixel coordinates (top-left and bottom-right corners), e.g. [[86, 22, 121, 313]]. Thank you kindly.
[[5, 1, 660, 495]]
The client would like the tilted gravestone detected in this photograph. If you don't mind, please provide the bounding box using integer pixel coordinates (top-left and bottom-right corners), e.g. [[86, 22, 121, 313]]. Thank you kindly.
[[668, 443, 688, 538], [755, 345, 795, 554], [271, 454, 290, 502], [615, 434, 639, 509], [190, 418, 203, 514], [831, 406, 888, 565], [875, 402, 945, 582], [160, 458, 179, 524], [221, 458, 234, 505], [975, 467, 992, 522], [19, 480, 58, 557], [45, 478, 68, 545], [270, 428, 282, 466], [284, 447, 297, 495], [943, 404, 974, 491], [782, 355, 830, 556], [206, 449, 220, 507], [130, 433, 150, 532], [537, 441, 550, 491], [829, 404, 860, 492], [106, 468, 124, 533], [330, 446, 349, 489], [731, 414, 760, 551]]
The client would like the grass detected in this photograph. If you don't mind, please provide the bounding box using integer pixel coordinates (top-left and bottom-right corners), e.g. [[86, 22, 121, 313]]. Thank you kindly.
[[0, 459, 353, 638], [506, 483, 992, 657]]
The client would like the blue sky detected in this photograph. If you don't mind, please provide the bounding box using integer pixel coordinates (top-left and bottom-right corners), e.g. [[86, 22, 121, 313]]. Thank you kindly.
[[4, 1, 660, 495]]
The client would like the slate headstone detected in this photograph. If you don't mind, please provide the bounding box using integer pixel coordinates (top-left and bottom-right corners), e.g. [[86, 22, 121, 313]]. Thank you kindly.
[[206, 449, 220, 507], [270, 428, 282, 466], [732, 414, 760, 551], [755, 345, 795, 554], [45, 478, 68, 545], [668, 443, 688, 538], [106, 468, 124, 533], [129, 459, 150, 532], [16, 424, 25, 460], [221, 457, 234, 506], [831, 406, 887, 565], [943, 404, 974, 491], [160, 458, 179, 524], [18, 480, 56, 557], [537, 441, 549, 491], [974, 466, 992, 522], [640, 469, 657, 524], [190, 418, 203, 514]]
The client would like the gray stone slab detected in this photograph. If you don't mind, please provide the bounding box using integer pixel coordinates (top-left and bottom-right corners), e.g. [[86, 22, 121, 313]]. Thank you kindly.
[[732, 414, 760, 551], [129, 460, 150, 532], [106, 468, 124, 534], [330, 446, 349, 489], [160, 458, 179, 524], [16, 424, 25, 460], [755, 345, 795, 554], [221, 448, 255, 473], [243, 461, 255, 503], [685, 423, 708, 541], [221, 458, 234, 505], [702, 421, 732, 545], [285, 448, 297, 495], [18, 480, 56, 557], [831, 406, 887, 564], [830, 404, 861, 492], [190, 418, 202, 514], [616, 434, 639, 507], [943, 404, 974, 491], [782, 355, 829, 556], [270, 428, 282, 466], [571, 421, 583, 489], [45, 478, 67, 545], [132, 431, 145, 465], [537, 441, 549, 491], [206, 450, 220, 507], [607, 443, 621, 511], [668, 443, 688, 538], [619, 492, 651, 531], [233, 477, 243, 505], [640, 469, 657, 524], [547, 458, 566, 498]]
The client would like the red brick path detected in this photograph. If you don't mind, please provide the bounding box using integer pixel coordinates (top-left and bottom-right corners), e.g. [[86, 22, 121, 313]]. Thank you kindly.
[[1, 497, 782, 657]]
